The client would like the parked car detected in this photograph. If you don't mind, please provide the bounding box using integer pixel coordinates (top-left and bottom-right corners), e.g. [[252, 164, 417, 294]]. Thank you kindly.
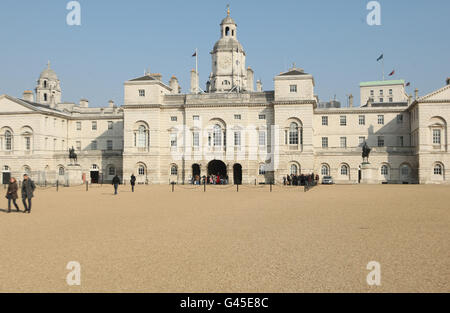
[[322, 176, 334, 185]]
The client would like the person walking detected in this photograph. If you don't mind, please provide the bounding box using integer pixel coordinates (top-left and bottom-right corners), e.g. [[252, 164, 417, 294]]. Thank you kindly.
[[112, 175, 120, 195], [21, 174, 35, 214], [6, 177, 20, 213], [130, 174, 136, 192]]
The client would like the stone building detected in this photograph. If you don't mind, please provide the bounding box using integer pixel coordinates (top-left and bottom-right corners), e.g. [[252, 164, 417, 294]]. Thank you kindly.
[[1, 10, 449, 185]]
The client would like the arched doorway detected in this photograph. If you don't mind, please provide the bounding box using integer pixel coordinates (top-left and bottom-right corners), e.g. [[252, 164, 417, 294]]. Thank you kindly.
[[233, 164, 242, 185], [90, 164, 99, 184], [207, 160, 227, 180], [192, 164, 201, 178]]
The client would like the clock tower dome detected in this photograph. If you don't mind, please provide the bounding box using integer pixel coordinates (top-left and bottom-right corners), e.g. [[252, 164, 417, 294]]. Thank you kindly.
[[209, 6, 247, 93]]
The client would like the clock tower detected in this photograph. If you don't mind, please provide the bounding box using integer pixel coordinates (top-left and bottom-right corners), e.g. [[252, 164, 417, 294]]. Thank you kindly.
[[209, 6, 247, 93]]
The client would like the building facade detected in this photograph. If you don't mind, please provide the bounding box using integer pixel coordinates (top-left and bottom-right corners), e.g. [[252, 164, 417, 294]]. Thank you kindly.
[[1, 11, 449, 185]]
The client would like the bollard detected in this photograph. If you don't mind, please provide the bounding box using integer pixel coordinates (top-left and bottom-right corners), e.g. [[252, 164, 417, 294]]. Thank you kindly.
[[204, 181, 206, 192], [255, 179, 256, 186], [86, 181, 88, 191], [270, 182, 272, 192], [236, 184, 239, 192], [56, 180, 59, 192], [171, 182, 175, 192]]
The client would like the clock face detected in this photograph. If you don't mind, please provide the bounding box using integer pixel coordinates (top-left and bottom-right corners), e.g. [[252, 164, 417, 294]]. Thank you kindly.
[[219, 57, 231, 70]]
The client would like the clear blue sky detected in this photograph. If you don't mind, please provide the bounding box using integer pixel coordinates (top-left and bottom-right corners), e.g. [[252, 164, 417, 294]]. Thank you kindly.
[[0, 0, 449, 107]]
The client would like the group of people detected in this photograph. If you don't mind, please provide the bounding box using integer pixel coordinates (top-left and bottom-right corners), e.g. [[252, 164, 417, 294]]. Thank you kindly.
[[111, 174, 137, 194], [283, 173, 319, 187], [190, 175, 228, 185], [5, 174, 36, 214]]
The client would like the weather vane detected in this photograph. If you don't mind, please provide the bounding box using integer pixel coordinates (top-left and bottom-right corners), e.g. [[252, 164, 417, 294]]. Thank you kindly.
[[227, 4, 230, 16]]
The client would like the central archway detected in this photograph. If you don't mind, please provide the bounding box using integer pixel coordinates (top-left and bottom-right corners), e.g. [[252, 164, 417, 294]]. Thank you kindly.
[[207, 160, 227, 179]]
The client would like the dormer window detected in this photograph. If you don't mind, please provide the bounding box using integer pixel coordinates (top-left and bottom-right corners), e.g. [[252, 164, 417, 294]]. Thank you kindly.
[[290, 85, 297, 93], [139, 89, 145, 97]]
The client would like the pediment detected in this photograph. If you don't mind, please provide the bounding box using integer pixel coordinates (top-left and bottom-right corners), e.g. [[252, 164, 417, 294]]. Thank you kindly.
[[419, 85, 450, 102], [0, 95, 37, 113]]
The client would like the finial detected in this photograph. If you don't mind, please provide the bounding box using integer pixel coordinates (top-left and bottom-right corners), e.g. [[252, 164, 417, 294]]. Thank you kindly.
[[292, 62, 296, 69], [227, 4, 230, 16], [47, 60, 51, 69]]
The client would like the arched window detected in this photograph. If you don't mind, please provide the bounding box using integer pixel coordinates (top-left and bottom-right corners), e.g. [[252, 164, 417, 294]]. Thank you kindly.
[[44, 93, 48, 102], [43, 80, 47, 88], [58, 167, 65, 176], [321, 164, 330, 176], [341, 165, 349, 176], [23, 166, 31, 176], [290, 164, 298, 175], [3, 165, 10, 172], [259, 164, 266, 175], [137, 125, 147, 148], [381, 165, 389, 176], [138, 165, 146, 176], [5, 130, 12, 150], [289, 123, 299, 145], [434, 163, 443, 175], [213, 124, 222, 146], [170, 165, 178, 176], [401, 165, 410, 177], [225, 27, 230, 36]]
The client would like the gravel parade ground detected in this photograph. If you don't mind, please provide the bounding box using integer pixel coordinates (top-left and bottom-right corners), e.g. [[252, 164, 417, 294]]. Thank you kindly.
[[0, 184, 448, 293]]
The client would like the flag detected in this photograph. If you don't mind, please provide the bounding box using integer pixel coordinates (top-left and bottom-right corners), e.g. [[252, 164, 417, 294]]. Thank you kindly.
[[406, 82, 410, 87], [377, 54, 384, 62], [389, 70, 395, 76], [192, 51, 197, 57]]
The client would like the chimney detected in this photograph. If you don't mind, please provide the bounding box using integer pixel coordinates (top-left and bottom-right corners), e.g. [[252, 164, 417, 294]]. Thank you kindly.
[[256, 80, 263, 92], [80, 99, 89, 108], [367, 98, 373, 107], [108, 100, 115, 108], [349, 94, 354, 107], [190, 69, 199, 94], [414, 88, 419, 100], [246, 67, 254, 92], [150, 73, 162, 81], [169, 76, 180, 94], [23, 90, 34, 102]]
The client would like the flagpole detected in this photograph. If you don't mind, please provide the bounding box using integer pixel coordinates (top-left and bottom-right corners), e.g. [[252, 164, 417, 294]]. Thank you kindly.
[[195, 48, 198, 93], [382, 55, 385, 81]]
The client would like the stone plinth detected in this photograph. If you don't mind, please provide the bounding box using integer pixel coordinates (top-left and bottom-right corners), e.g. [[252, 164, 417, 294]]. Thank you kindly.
[[66, 164, 83, 186], [360, 163, 377, 184]]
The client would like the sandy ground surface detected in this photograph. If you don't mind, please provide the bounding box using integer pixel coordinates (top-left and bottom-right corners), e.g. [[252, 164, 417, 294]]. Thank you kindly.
[[0, 183, 448, 293]]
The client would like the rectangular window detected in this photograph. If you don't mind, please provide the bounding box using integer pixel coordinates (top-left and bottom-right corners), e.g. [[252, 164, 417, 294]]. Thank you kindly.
[[170, 133, 177, 147], [322, 137, 328, 148], [340, 116, 347, 126], [389, 98, 393, 103], [397, 114, 403, 124], [378, 115, 385, 125], [322, 116, 328, 126], [389, 89, 393, 95], [234, 114, 241, 120], [290, 85, 297, 93], [25, 137, 31, 151], [259, 114, 266, 120], [377, 136, 385, 147], [359, 115, 365, 125], [171, 116, 177, 122], [76, 141, 81, 151], [107, 140, 113, 151], [258, 131, 266, 146], [139, 89, 145, 97], [108, 121, 113, 129], [53, 139, 57, 151], [91, 141, 97, 150], [76, 122, 81, 130], [379, 98, 384, 103], [398, 136, 404, 147], [379, 89, 384, 96], [433, 129, 441, 145], [359, 136, 365, 145], [340, 137, 347, 148], [192, 132, 200, 147], [193, 115, 199, 121], [234, 131, 241, 146], [92, 121, 97, 130], [370, 90, 374, 96]]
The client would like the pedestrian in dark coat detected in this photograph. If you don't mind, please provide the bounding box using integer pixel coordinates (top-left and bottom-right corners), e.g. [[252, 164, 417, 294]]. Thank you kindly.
[[130, 174, 136, 192], [6, 177, 20, 213], [112, 175, 120, 195], [21, 174, 35, 214]]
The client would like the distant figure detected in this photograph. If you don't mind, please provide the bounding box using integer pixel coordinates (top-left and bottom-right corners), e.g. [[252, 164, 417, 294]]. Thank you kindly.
[[6, 177, 20, 213], [21, 174, 36, 214], [130, 174, 136, 192], [112, 175, 120, 195]]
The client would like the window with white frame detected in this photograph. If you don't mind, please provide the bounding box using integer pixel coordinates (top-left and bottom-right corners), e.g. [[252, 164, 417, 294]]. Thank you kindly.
[[259, 130, 266, 146], [170, 133, 177, 148], [341, 165, 349, 176], [109, 166, 116, 176], [378, 115, 384, 125], [370, 90, 374, 96], [290, 85, 297, 93], [139, 89, 145, 97], [108, 121, 113, 130], [389, 98, 393, 103], [378, 136, 385, 147], [397, 114, 403, 124], [321, 164, 330, 176], [379, 98, 384, 103], [170, 165, 178, 176], [234, 114, 241, 120], [381, 165, 389, 176], [92, 121, 97, 130], [193, 115, 200, 121], [259, 164, 266, 175], [389, 89, 393, 95], [434, 163, 443, 175], [433, 129, 441, 145], [259, 114, 266, 120], [401, 165, 409, 177], [322, 116, 328, 126], [322, 137, 328, 148], [340, 116, 347, 126], [359, 115, 365, 125], [213, 125, 222, 146], [137, 126, 148, 148], [107, 140, 113, 151], [171, 116, 177, 122], [290, 164, 298, 175], [340, 137, 347, 148], [58, 167, 65, 176], [76, 122, 81, 131], [4, 131, 13, 150], [379, 89, 384, 96], [234, 131, 241, 146], [91, 141, 97, 150], [192, 132, 200, 147], [138, 165, 145, 176], [289, 123, 299, 145], [24, 136, 31, 151]]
